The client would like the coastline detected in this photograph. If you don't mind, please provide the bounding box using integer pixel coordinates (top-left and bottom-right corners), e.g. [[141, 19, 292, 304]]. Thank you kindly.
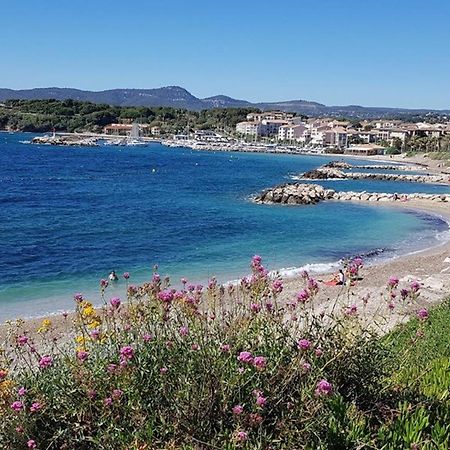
[[2, 144, 450, 340], [2, 197, 450, 341]]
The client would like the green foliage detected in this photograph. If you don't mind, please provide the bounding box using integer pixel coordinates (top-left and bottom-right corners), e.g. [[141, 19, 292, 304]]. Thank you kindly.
[[0, 264, 449, 449], [385, 146, 402, 155], [0, 99, 256, 134]]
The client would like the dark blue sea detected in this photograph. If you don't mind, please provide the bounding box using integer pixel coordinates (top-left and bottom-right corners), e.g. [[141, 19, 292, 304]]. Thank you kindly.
[[1, 132, 449, 320]]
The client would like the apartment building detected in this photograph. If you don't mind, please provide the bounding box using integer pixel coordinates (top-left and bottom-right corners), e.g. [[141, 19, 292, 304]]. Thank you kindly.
[[278, 124, 308, 142]]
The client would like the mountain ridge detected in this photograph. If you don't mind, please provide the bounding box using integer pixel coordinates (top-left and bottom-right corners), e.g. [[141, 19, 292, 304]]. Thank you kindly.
[[0, 86, 448, 118]]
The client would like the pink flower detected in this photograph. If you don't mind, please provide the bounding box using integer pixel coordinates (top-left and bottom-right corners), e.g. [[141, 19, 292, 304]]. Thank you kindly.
[[315, 348, 323, 358], [179, 326, 189, 337], [400, 288, 409, 300], [410, 280, 420, 292], [123, 272, 130, 279], [388, 301, 395, 310], [220, 344, 231, 353], [90, 330, 101, 340], [110, 297, 121, 308], [315, 379, 333, 396], [104, 397, 113, 407], [0, 369, 7, 381], [100, 279, 109, 288], [208, 277, 217, 289], [307, 278, 319, 293], [143, 333, 152, 343], [39, 355, 53, 369], [87, 390, 97, 399], [17, 335, 29, 346], [30, 402, 42, 412], [238, 351, 253, 364], [297, 289, 310, 303], [10, 400, 24, 411], [253, 356, 267, 370], [236, 431, 248, 442], [160, 367, 168, 374], [77, 350, 89, 362], [388, 276, 399, 288], [27, 440, 37, 449], [345, 304, 358, 316], [249, 413, 263, 426], [18, 387, 27, 396], [74, 293, 84, 302], [252, 255, 262, 266], [152, 273, 161, 283], [417, 308, 429, 321], [120, 345, 134, 359], [256, 395, 267, 407], [107, 363, 118, 374], [250, 303, 261, 313], [232, 404, 244, 415], [158, 290, 174, 303], [272, 279, 283, 294], [112, 389, 123, 400], [297, 339, 311, 351], [302, 362, 311, 373]]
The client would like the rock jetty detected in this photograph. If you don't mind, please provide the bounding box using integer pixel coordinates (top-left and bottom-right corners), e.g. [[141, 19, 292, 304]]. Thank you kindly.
[[32, 135, 99, 146], [299, 164, 448, 184], [255, 183, 336, 205], [254, 183, 450, 206]]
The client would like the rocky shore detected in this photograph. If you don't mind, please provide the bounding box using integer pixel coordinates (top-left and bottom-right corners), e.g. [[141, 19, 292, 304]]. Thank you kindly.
[[254, 183, 450, 205], [299, 163, 448, 184], [32, 135, 99, 146], [255, 183, 336, 205]]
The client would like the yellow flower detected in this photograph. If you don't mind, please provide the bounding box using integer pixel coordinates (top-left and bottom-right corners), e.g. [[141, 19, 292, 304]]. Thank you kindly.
[[37, 319, 52, 333], [75, 335, 86, 345], [82, 306, 96, 318], [87, 319, 101, 329]]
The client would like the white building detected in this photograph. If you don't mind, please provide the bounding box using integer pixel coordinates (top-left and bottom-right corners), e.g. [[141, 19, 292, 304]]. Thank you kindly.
[[236, 121, 262, 137], [278, 124, 308, 142], [261, 119, 289, 136]]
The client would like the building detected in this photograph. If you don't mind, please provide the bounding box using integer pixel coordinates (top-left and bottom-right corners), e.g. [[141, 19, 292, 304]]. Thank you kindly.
[[236, 121, 262, 137], [345, 144, 385, 156], [103, 123, 150, 136], [151, 126, 161, 136], [278, 124, 307, 142], [246, 111, 294, 122], [261, 119, 289, 136]]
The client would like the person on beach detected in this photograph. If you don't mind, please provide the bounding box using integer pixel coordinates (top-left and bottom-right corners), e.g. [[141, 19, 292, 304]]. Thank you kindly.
[[109, 271, 118, 281], [337, 269, 346, 285]]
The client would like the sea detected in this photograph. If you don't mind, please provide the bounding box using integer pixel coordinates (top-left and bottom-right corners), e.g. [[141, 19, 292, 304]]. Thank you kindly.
[[1, 131, 450, 321]]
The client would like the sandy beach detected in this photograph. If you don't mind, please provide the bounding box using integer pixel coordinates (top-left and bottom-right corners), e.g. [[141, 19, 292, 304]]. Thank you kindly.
[[2, 154, 450, 342]]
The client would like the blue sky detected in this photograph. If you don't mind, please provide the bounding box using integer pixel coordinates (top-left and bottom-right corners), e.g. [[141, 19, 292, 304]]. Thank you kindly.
[[1, 0, 449, 109]]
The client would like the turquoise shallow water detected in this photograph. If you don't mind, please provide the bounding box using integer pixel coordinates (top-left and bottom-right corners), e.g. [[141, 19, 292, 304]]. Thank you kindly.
[[1, 132, 449, 320]]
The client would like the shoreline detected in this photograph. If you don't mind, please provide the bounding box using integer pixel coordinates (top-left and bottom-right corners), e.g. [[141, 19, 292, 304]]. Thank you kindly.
[[2, 141, 450, 339], [2, 198, 450, 340]]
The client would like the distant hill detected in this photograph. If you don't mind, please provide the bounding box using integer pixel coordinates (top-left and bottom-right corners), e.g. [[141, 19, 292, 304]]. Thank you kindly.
[[1, 86, 449, 118]]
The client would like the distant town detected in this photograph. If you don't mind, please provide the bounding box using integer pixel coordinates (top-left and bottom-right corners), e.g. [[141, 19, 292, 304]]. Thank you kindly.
[[102, 110, 450, 156], [1, 98, 450, 156]]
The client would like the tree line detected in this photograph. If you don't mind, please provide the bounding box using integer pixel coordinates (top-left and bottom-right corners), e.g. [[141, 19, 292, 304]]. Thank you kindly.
[[0, 99, 257, 134]]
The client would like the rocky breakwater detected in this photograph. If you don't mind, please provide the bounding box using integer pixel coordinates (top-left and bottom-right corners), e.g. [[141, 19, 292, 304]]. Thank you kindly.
[[333, 191, 450, 203], [254, 183, 336, 205], [32, 135, 99, 147], [301, 167, 347, 179], [348, 172, 448, 184], [300, 164, 449, 184]]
